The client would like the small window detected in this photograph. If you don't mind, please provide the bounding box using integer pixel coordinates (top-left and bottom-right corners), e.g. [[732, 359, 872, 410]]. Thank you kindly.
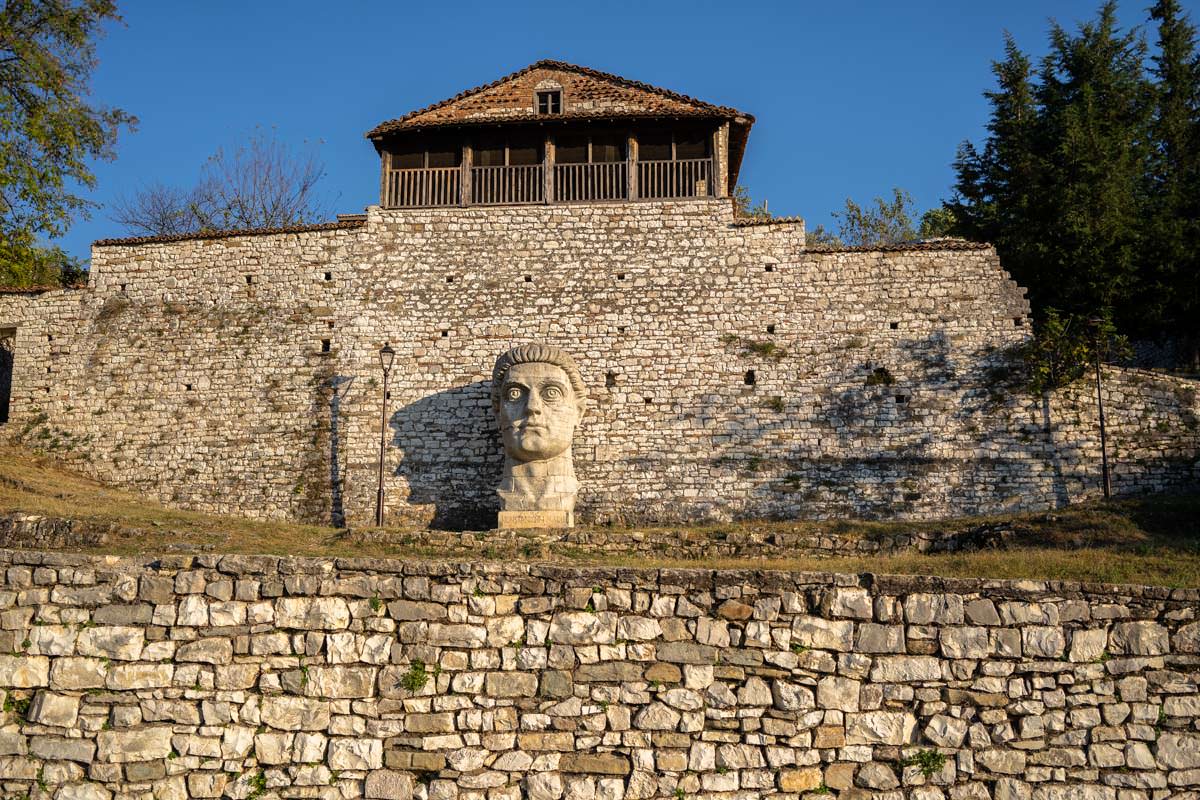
[[440, 330, 449, 338], [766, 325, 776, 335], [617, 273, 626, 281], [446, 276, 455, 284], [537, 90, 562, 115], [524, 275, 532, 283], [765, 265, 775, 273], [321, 339, 331, 353], [245, 275, 253, 285], [324, 272, 332, 281], [744, 370, 756, 386], [605, 372, 617, 388], [890, 321, 899, 330], [185, 384, 193, 392], [1014, 317, 1024, 327]]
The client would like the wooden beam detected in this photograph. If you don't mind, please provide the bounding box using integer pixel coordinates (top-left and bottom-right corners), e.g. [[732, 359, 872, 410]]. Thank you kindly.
[[462, 142, 473, 206], [544, 133, 554, 204], [379, 147, 391, 208], [627, 131, 638, 201]]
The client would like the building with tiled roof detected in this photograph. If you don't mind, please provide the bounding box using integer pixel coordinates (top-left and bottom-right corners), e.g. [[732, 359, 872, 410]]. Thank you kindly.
[[366, 60, 753, 208]]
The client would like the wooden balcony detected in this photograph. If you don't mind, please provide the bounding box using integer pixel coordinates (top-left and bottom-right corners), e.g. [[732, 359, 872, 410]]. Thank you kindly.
[[382, 158, 714, 208]]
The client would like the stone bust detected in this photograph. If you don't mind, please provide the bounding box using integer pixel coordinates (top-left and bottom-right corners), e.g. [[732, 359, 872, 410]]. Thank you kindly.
[[491, 343, 587, 528]]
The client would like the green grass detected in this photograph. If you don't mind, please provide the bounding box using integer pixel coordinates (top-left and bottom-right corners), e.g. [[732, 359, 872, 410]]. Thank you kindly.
[[0, 444, 1198, 587]]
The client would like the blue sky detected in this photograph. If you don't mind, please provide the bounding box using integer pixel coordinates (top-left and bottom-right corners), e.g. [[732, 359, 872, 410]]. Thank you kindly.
[[56, 0, 1193, 260]]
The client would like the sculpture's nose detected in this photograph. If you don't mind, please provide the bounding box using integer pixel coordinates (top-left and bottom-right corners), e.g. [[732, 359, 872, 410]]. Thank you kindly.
[[525, 390, 544, 416]]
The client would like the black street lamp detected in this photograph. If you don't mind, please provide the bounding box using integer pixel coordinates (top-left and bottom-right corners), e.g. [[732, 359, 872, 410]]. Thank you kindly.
[[375, 342, 396, 527], [1088, 318, 1111, 500]]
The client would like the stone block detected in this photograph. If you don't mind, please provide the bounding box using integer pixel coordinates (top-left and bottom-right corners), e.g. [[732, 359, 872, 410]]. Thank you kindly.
[[175, 637, 233, 664], [329, 737, 383, 770], [366, 770, 414, 800], [274, 597, 350, 630], [560, 753, 631, 775], [260, 696, 330, 731], [75, 627, 143, 661], [26, 691, 79, 727], [0, 655, 50, 687], [95, 727, 173, 763]]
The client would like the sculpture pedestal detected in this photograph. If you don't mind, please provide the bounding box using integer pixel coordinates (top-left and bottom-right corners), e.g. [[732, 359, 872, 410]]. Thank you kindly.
[[497, 510, 574, 530]]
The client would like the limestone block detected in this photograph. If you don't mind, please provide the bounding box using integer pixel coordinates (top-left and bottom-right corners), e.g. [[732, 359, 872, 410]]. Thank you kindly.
[[813, 675, 858, 712], [924, 714, 969, 748], [75, 627, 143, 661], [0, 655, 50, 687], [855, 623, 905, 653], [771, 680, 814, 711], [559, 753, 631, 775], [1069, 628, 1109, 662], [329, 737, 383, 770], [307, 666, 376, 698], [106, 663, 173, 690], [1021, 627, 1066, 659], [792, 616, 854, 651], [633, 702, 680, 730], [485, 672, 537, 697], [186, 773, 227, 798], [1110, 622, 1169, 656], [845, 712, 917, 745], [53, 784, 111, 800], [549, 612, 615, 645], [870, 656, 943, 682], [940, 627, 990, 659], [366, 770, 414, 800], [95, 727, 173, 763], [526, 772, 564, 800], [175, 637, 232, 665], [387, 600, 447, 621], [260, 696, 331, 731], [428, 624, 487, 648], [274, 597, 351, 630], [27, 692, 79, 728], [1158, 733, 1200, 769], [822, 588, 873, 620]]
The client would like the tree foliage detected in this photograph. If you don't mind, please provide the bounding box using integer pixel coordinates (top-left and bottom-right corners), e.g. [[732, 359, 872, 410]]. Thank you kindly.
[[0, 0, 135, 287], [731, 184, 770, 221], [111, 129, 329, 236], [1017, 309, 1130, 395], [947, 1, 1200, 363]]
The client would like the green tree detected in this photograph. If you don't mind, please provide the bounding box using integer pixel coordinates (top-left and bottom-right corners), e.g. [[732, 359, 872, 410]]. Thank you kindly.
[[0, 0, 135, 287], [731, 184, 770, 221], [832, 187, 918, 247], [1144, 0, 1200, 365]]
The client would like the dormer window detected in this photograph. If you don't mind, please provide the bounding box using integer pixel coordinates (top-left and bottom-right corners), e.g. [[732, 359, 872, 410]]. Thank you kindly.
[[537, 90, 562, 115]]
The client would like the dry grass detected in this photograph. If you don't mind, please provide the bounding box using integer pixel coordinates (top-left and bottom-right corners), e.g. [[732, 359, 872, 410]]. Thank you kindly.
[[1, 444, 1198, 587]]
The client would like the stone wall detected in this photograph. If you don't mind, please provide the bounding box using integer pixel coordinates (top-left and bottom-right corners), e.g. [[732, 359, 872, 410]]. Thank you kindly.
[[1, 200, 1198, 527], [0, 549, 1195, 799]]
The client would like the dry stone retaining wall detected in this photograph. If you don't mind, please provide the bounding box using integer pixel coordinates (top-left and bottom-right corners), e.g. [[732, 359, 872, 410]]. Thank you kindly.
[[0, 549, 1195, 799], [0, 200, 1198, 526]]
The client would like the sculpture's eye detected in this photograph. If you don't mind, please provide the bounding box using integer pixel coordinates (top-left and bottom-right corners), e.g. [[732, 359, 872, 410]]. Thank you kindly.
[[543, 385, 563, 402], [505, 386, 523, 402]]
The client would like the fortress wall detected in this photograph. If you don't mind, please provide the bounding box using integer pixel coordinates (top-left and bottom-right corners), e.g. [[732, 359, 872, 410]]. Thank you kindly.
[[1, 200, 1198, 525], [0, 550, 1195, 799]]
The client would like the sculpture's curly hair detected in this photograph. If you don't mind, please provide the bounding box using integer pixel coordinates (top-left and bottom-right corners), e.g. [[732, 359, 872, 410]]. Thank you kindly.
[[491, 343, 588, 413]]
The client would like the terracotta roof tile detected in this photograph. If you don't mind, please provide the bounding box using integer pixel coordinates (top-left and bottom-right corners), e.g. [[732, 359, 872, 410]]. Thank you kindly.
[[366, 59, 752, 138], [93, 219, 365, 248]]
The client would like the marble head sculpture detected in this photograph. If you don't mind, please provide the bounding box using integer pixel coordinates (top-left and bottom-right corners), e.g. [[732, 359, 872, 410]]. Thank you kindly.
[[491, 343, 588, 528]]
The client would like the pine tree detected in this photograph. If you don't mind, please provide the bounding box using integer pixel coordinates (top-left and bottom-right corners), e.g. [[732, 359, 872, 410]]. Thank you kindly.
[[1145, 0, 1200, 364]]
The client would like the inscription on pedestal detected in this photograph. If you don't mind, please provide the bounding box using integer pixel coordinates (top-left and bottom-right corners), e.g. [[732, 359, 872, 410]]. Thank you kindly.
[[497, 510, 574, 529]]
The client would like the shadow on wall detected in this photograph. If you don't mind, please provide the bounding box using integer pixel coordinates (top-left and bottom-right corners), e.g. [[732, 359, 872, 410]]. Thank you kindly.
[[327, 376, 356, 528], [389, 380, 503, 530]]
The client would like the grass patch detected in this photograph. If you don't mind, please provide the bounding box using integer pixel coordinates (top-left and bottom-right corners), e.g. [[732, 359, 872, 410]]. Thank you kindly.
[[0, 445, 1198, 587]]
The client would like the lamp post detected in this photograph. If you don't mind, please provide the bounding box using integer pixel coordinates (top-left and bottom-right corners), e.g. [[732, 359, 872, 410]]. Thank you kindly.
[[1088, 318, 1111, 500], [375, 342, 395, 527]]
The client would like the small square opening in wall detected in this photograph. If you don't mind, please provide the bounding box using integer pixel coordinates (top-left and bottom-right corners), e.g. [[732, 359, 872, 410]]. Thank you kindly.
[[327, 321, 335, 329], [765, 265, 775, 273], [245, 275, 253, 285], [894, 394, 909, 404], [644, 397, 653, 405], [617, 273, 626, 281], [321, 339, 331, 353], [46, 366, 51, 374], [440, 330, 449, 338], [617, 326, 627, 334], [185, 384, 193, 392], [605, 371, 617, 388], [890, 321, 900, 330], [744, 369, 756, 386], [119, 284, 127, 293], [1013, 317, 1024, 327], [47, 334, 53, 342], [766, 325, 776, 335], [324, 272, 333, 281], [446, 276, 455, 284], [524, 275, 533, 283]]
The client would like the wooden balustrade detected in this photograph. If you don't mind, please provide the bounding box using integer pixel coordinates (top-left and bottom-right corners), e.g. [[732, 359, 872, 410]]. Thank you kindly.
[[637, 159, 713, 199], [554, 162, 628, 202], [471, 165, 544, 205], [382, 159, 713, 207], [385, 167, 461, 207]]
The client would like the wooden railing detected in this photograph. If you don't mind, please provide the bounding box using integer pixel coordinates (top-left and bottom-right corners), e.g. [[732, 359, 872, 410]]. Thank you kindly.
[[382, 158, 715, 207], [385, 167, 460, 207], [554, 162, 627, 202], [472, 165, 544, 205], [637, 158, 713, 199]]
